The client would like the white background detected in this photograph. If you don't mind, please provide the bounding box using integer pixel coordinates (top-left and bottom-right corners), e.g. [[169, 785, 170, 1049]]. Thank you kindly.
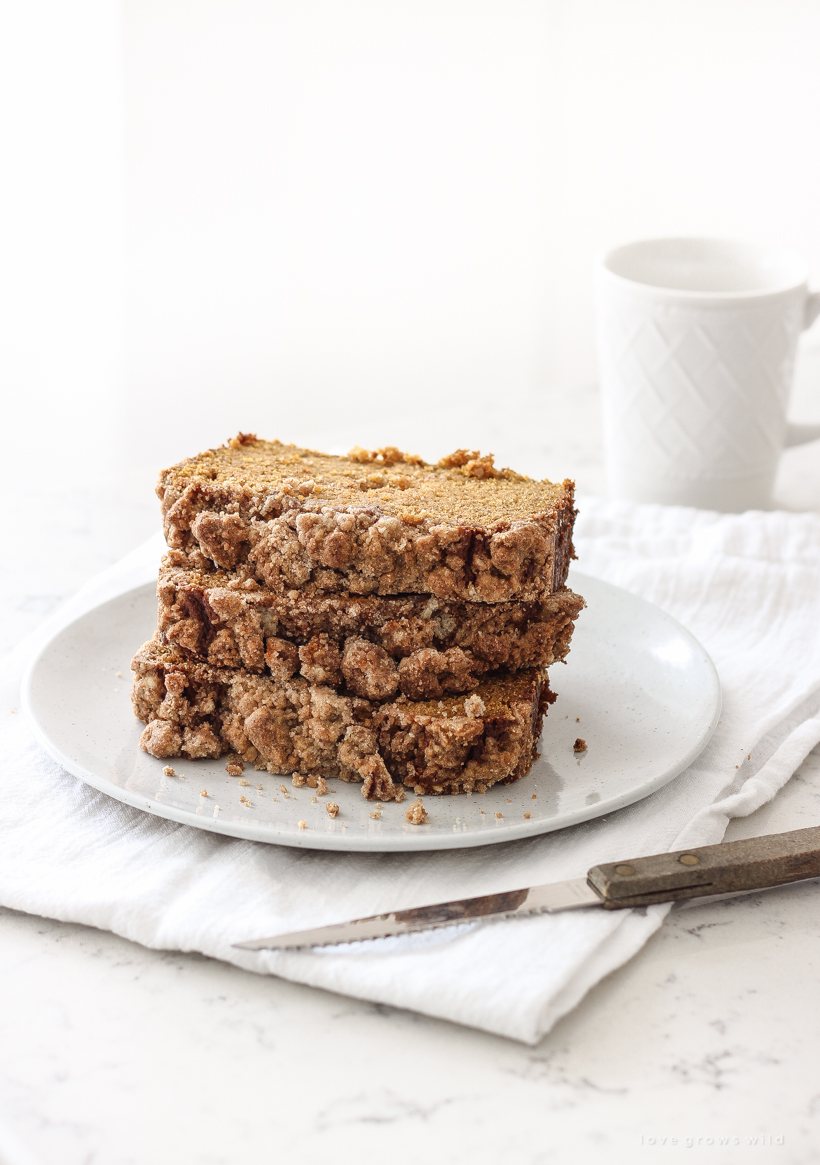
[[123, 0, 820, 475]]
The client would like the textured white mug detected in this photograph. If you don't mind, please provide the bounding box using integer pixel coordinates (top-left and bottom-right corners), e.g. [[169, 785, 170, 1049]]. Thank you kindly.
[[595, 237, 820, 511]]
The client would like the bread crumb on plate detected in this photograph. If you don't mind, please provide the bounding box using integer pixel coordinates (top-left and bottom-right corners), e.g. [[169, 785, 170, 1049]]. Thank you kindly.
[[405, 799, 428, 825]]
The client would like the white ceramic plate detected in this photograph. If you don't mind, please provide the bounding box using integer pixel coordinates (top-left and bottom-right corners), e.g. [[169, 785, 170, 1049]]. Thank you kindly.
[[22, 571, 720, 852]]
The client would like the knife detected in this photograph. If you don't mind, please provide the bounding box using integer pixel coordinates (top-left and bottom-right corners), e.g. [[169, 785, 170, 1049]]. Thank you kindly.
[[234, 825, 820, 952]]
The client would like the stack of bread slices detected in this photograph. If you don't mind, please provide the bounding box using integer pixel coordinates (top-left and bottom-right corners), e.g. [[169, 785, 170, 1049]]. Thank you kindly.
[[131, 435, 583, 803]]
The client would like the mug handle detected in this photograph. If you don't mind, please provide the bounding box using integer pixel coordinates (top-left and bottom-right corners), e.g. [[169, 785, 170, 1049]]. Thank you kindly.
[[786, 289, 820, 447]]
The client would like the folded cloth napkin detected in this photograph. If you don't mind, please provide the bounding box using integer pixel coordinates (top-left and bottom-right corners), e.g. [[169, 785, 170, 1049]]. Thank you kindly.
[[3, 499, 820, 1045]]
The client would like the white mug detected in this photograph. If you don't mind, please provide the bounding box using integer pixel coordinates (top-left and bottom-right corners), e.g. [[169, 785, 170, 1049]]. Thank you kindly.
[[595, 237, 820, 511]]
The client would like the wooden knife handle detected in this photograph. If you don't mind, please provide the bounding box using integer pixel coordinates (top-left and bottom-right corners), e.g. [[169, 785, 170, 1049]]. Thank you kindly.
[[587, 826, 820, 909]]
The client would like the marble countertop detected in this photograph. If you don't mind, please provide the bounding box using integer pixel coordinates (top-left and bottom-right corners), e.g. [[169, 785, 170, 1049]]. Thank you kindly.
[[2, 406, 820, 1165]]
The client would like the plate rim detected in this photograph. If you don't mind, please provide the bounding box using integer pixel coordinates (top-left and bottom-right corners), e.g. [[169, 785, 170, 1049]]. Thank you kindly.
[[21, 573, 722, 852]]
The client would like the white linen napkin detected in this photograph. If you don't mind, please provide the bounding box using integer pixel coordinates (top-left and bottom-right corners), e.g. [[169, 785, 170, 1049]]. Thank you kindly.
[[2, 499, 820, 1045]]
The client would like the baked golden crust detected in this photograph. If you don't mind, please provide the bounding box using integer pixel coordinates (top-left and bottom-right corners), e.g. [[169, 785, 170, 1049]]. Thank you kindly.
[[131, 637, 554, 798], [157, 436, 576, 602], [156, 555, 584, 699]]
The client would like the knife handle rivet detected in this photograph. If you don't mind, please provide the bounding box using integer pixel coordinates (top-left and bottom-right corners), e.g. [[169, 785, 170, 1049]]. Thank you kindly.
[[614, 864, 635, 876], [678, 854, 700, 866]]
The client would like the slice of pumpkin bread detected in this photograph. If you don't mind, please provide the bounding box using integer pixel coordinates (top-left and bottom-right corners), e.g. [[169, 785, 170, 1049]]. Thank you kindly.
[[157, 435, 576, 602], [156, 555, 584, 700], [132, 637, 554, 799]]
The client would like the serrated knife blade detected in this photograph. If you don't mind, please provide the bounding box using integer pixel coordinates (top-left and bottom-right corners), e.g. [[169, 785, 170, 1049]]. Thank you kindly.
[[234, 878, 600, 951], [233, 825, 820, 952]]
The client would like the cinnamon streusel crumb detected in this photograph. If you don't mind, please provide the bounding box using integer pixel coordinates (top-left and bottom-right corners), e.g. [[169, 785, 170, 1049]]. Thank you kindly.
[[405, 799, 428, 825]]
